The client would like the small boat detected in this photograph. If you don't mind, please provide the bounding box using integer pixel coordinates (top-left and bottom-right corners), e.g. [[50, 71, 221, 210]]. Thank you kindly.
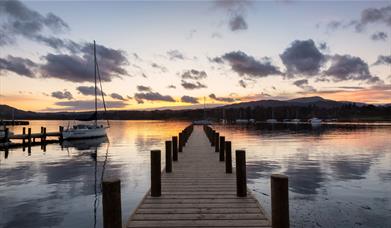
[[266, 108, 277, 124], [309, 117, 322, 126], [235, 119, 249, 124], [193, 97, 212, 125], [266, 119, 278, 124], [62, 41, 109, 140], [0, 125, 14, 141], [291, 118, 300, 124]]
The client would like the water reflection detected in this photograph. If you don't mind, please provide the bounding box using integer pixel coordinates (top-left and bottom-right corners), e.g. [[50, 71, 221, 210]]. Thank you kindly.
[[1, 121, 390, 228], [214, 123, 391, 227]]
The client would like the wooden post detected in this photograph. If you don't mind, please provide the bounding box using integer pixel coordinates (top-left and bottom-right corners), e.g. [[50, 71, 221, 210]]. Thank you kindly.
[[225, 141, 232, 173], [271, 174, 289, 228], [151, 150, 161, 197], [43, 127, 47, 142], [27, 128, 31, 146], [172, 136, 178, 161], [214, 132, 220, 152], [165, 141, 172, 173], [59, 126, 64, 141], [236, 150, 247, 197], [178, 132, 183, 152], [41, 127, 44, 142], [102, 178, 122, 228], [4, 148, 9, 159], [22, 127, 26, 145], [211, 130, 215, 146], [4, 128, 9, 142], [219, 136, 225, 161]]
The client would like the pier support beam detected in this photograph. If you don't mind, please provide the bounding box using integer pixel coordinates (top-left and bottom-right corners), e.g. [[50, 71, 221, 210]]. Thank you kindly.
[[102, 178, 122, 228], [151, 150, 161, 197], [172, 136, 178, 161], [219, 136, 225, 161], [271, 174, 289, 228], [236, 150, 247, 197], [214, 132, 220, 152], [165, 141, 172, 173], [225, 141, 232, 173]]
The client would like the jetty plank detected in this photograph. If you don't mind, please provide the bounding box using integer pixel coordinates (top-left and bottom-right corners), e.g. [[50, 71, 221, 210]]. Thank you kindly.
[[127, 126, 271, 228]]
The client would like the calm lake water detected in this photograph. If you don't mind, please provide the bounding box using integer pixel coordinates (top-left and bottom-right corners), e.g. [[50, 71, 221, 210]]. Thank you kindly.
[[0, 120, 390, 228]]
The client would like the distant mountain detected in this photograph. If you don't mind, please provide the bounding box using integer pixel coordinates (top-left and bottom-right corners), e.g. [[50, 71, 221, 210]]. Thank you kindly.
[[223, 96, 363, 109], [0, 104, 37, 119], [1, 96, 389, 121]]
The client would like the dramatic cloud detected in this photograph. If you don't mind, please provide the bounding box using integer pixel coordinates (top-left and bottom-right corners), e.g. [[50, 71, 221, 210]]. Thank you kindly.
[[374, 55, 391, 65], [40, 43, 129, 82], [371, 31, 388, 41], [76, 86, 105, 96], [209, 93, 236, 103], [238, 79, 247, 88], [181, 95, 199, 104], [55, 100, 127, 110], [280, 39, 325, 77], [214, 0, 251, 31], [134, 92, 175, 104], [229, 15, 248, 31], [167, 50, 185, 60], [51, 90, 73, 100], [110, 93, 126, 101], [0, 55, 37, 77], [181, 69, 208, 80], [167, 85, 176, 89], [181, 80, 207, 90], [137, 85, 152, 92], [318, 42, 328, 51], [0, 0, 69, 47], [293, 79, 316, 92], [321, 5, 391, 33], [355, 5, 391, 31], [219, 51, 281, 77], [151, 62, 168, 72], [323, 54, 381, 83]]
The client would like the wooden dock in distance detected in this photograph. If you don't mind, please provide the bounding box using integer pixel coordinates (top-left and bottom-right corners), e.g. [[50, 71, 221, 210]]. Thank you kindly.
[[126, 125, 271, 228]]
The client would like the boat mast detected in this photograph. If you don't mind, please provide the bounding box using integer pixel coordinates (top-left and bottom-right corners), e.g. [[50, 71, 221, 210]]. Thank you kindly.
[[94, 40, 98, 126], [203, 96, 206, 120]]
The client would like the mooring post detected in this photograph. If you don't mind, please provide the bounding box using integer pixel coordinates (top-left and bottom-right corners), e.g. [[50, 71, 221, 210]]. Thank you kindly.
[[102, 178, 122, 228], [219, 136, 225, 161], [151, 150, 161, 197], [43, 127, 47, 142], [236, 150, 247, 197], [211, 130, 216, 146], [27, 128, 32, 146], [40, 127, 44, 142], [5, 148, 9, 159], [165, 141, 172, 173], [4, 128, 9, 142], [271, 174, 289, 228], [225, 141, 232, 173], [59, 126, 64, 141], [215, 132, 220, 152], [22, 127, 26, 145], [178, 132, 183, 152], [172, 136, 178, 161]]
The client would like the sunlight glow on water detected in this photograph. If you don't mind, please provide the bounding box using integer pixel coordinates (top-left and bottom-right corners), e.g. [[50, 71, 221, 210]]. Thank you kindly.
[[0, 120, 390, 227]]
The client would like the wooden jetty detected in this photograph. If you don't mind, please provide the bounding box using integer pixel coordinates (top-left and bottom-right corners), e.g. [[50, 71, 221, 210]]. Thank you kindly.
[[0, 126, 63, 149], [0, 120, 29, 126], [102, 125, 289, 228]]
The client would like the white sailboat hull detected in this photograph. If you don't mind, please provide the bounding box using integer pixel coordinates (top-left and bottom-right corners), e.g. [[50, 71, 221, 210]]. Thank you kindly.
[[62, 126, 107, 140]]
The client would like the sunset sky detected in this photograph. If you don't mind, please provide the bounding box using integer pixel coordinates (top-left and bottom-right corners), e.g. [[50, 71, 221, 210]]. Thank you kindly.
[[0, 0, 390, 112]]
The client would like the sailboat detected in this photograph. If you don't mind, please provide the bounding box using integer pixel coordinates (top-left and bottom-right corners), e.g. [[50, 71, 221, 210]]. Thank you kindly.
[[266, 107, 277, 123], [193, 97, 212, 125], [61, 41, 109, 140]]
